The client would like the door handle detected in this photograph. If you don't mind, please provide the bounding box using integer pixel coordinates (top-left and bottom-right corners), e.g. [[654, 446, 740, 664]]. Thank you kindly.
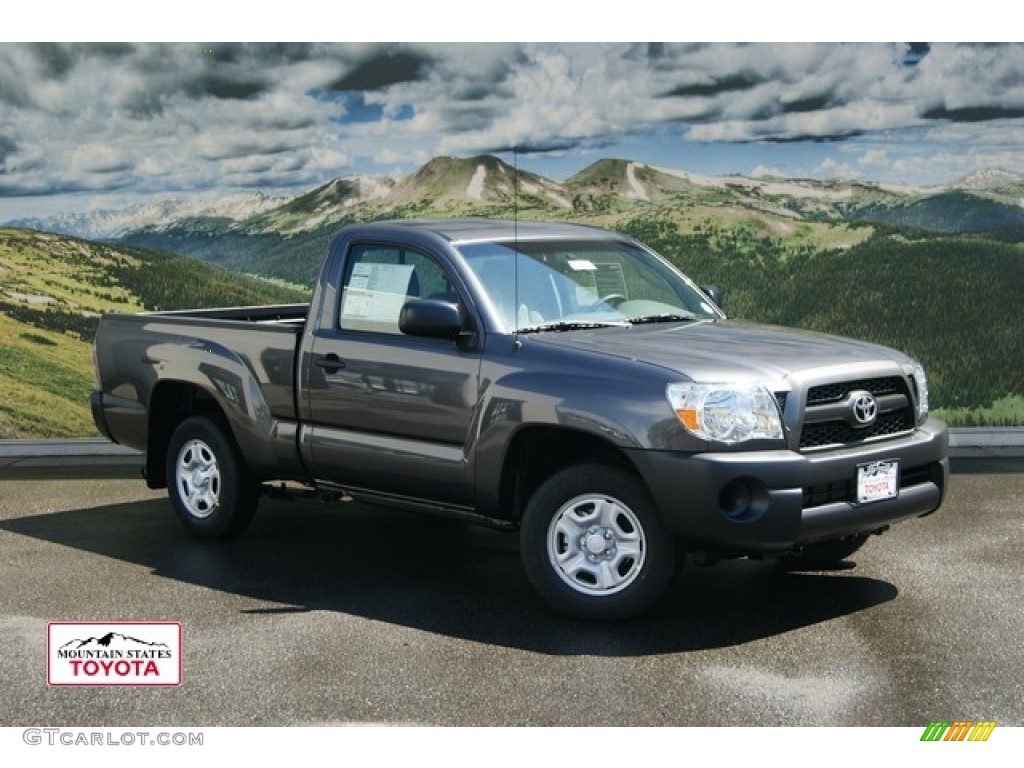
[[314, 354, 345, 374]]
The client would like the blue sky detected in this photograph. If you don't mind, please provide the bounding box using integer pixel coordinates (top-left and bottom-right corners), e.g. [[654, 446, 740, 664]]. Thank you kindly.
[[3, 39, 1024, 220]]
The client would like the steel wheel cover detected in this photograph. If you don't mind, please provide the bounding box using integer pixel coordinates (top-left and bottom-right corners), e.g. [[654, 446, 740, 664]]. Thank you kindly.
[[546, 493, 646, 596], [175, 438, 222, 519]]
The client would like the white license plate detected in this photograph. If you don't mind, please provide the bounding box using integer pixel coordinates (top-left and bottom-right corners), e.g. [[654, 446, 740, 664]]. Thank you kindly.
[[857, 459, 900, 504]]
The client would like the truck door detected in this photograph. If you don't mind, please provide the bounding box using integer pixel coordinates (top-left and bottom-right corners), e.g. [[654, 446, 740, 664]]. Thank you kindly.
[[303, 242, 481, 507]]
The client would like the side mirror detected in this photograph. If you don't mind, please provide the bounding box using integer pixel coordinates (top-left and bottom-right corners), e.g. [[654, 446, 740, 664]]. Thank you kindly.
[[399, 299, 464, 341], [700, 284, 723, 310]]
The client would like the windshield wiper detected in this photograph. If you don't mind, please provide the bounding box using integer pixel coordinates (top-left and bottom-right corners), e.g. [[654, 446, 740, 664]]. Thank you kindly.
[[628, 313, 699, 325], [517, 320, 631, 334]]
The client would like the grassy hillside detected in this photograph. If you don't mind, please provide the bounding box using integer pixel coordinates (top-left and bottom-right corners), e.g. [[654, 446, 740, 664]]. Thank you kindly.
[[0, 228, 309, 438]]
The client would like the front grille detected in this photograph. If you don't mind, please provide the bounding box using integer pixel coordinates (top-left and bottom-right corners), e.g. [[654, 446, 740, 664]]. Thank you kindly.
[[801, 411, 915, 449], [807, 376, 903, 405], [799, 375, 915, 451]]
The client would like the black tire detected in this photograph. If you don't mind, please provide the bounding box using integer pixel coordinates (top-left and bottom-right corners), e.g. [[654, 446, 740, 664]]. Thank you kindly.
[[778, 534, 869, 570], [165, 415, 259, 540], [520, 464, 677, 620]]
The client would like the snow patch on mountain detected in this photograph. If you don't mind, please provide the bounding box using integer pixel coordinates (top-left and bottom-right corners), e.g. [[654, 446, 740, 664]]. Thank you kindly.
[[656, 164, 859, 201], [466, 164, 487, 200], [625, 163, 648, 201], [952, 168, 1024, 190]]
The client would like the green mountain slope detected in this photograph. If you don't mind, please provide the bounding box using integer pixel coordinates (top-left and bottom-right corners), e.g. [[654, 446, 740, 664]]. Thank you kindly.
[[121, 228, 333, 286], [0, 228, 309, 438], [846, 190, 1024, 233]]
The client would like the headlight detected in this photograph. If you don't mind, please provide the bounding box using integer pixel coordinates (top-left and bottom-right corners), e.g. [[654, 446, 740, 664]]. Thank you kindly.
[[666, 382, 784, 444], [910, 362, 929, 422]]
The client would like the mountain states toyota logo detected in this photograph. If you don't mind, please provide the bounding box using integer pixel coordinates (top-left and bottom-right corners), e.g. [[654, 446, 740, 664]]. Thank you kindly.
[[47, 622, 182, 686]]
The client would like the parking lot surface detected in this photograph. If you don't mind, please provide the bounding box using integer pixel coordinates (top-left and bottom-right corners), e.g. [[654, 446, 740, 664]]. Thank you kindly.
[[1, 460, 1021, 726]]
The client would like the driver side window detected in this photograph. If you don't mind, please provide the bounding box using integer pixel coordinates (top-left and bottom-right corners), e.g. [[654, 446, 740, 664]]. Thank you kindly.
[[339, 244, 455, 334]]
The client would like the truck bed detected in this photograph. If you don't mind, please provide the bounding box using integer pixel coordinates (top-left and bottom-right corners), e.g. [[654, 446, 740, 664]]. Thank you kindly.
[[92, 304, 310, 472]]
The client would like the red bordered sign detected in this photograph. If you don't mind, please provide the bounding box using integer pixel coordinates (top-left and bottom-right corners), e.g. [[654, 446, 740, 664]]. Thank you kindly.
[[47, 621, 182, 686]]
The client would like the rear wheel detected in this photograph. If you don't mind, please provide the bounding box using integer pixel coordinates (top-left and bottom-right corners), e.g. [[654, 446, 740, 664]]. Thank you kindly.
[[778, 534, 869, 570], [520, 464, 677, 620], [165, 416, 258, 540]]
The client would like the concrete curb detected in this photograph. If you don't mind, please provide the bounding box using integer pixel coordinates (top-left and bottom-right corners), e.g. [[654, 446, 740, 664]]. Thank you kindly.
[[2, 428, 1023, 474], [947, 428, 1024, 459], [0, 439, 143, 472]]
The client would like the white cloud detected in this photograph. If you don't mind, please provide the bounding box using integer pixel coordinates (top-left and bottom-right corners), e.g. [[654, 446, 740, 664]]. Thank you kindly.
[[3, 42, 1024, 214], [858, 149, 890, 168], [70, 144, 131, 175]]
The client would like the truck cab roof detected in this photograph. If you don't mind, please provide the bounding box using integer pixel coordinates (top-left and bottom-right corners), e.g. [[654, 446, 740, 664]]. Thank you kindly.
[[339, 218, 625, 245]]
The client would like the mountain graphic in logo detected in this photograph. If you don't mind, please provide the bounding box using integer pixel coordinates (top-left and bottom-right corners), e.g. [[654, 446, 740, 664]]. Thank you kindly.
[[59, 631, 171, 652]]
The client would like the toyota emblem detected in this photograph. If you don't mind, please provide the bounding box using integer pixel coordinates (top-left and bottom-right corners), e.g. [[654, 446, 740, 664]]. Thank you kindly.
[[850, 391, 878, 427]]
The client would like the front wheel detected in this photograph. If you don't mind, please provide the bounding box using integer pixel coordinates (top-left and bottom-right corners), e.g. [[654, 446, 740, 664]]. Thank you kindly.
[[520, 464, 677, 620], [165, 416, 259, 540]]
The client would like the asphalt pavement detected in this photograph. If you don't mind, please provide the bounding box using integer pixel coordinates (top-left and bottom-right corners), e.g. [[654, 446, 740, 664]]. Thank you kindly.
[[0, 459, 1021, 726]]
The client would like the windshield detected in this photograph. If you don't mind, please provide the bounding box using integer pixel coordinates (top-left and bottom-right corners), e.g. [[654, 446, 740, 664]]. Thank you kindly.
[[457, 237, 723, 333]]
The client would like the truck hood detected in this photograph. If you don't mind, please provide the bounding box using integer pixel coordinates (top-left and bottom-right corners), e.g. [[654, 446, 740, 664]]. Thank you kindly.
[[530, 319, 913, 382]]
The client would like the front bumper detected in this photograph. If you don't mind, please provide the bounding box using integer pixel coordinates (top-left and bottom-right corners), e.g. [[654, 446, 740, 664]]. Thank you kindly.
[[627, 417, 949, 554]]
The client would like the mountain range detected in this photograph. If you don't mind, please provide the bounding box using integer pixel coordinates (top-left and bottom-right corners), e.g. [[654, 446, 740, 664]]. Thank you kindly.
[[11, 154, 1016, 289], [10, 191, 286, 241], [11, 155, 1024, 246]]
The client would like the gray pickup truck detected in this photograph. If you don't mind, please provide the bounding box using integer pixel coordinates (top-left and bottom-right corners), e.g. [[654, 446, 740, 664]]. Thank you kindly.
[[91, 218, 948, 619]]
